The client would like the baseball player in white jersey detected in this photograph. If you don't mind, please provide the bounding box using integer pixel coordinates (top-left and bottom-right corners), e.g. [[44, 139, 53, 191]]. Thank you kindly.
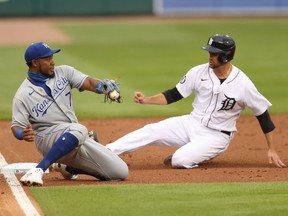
[[11, 42, 128, 186], [106, 34, 286, 169]]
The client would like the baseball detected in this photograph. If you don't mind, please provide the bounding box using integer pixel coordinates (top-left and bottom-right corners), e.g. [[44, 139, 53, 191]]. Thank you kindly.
[[109, 90, 120, 100]]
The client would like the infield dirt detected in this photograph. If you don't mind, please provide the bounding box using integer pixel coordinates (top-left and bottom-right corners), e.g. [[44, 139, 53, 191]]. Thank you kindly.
[[1, 18, 287, 216], [1, 115, 288, 215]]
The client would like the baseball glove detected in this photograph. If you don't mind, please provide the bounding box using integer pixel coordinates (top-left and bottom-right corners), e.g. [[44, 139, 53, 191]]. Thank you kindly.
[[96, 79, 122, 103]]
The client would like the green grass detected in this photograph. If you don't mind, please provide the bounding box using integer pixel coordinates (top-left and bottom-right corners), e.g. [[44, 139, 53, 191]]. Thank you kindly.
[[1, 18, 288, 120], [30, 182, 288, 216], [3, 18, 288, 216]]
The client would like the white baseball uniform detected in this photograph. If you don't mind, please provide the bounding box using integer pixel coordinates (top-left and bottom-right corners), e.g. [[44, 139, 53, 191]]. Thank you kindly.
[[12, 65, 128, 180], [106, 63, 271, 168]]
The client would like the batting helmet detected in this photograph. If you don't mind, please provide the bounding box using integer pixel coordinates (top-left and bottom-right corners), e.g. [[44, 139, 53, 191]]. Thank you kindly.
[[202, 34, 236, 63]]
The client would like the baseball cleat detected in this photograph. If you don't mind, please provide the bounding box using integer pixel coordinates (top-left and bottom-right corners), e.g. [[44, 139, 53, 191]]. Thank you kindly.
[[20, 167, 44, 186], [163, 155, 173, 166], [88, 130, 100, 142], [51, 163, 78, 180]]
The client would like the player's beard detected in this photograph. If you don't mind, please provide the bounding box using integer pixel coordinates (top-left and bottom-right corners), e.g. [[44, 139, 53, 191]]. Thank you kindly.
[[209, 61, 223, 69], [39, 65, 55, 78], [46, 72, 55, 78], [39, 70, 55, 78]]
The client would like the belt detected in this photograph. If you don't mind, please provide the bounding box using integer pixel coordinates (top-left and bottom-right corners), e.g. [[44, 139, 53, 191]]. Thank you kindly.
[[220, 130, 231, 136]]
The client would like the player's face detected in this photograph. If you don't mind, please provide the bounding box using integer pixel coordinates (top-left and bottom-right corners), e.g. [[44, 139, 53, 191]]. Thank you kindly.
[[35, 55, 56, 78], [208, 52, 221, 69]]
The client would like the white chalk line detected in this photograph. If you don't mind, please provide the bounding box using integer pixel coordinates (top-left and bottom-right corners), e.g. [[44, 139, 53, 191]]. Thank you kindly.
[[0, 153, 40, 216]]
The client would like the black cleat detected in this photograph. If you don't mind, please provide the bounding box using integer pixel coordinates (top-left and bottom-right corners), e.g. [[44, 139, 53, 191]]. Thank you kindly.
[[163, 155, 172, 166], [88, 130, 100, 143]]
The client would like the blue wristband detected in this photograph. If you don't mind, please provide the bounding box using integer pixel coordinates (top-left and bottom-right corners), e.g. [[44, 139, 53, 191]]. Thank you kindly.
[[15, 129, 23, 140], [95, 82, 103, 94]]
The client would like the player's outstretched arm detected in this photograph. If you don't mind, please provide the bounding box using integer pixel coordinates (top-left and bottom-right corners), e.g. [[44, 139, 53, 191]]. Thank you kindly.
[[256, 110, 286, 168], [265, 131, 286, 168], [80, 77, 122, 103], [133, 92, 168, 105], [79, 76, 101, 92]]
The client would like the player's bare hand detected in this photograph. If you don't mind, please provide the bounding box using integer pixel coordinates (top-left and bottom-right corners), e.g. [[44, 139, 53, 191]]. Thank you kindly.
[[268, 149, 286, 168], [133, 92, 146, 104], [22, 124, 35, 142]]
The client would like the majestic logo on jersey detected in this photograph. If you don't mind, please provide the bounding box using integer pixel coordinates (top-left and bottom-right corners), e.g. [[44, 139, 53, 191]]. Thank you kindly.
[[219, 95, 236, 111], [180, 76, 186, 84]]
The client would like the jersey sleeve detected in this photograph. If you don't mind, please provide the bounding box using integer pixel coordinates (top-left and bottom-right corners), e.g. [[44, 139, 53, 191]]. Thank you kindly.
[[244, 78, 272, 116], [11, 97, 30, 128], [56, 65, 88, 90], [175, 68, 197, 98]]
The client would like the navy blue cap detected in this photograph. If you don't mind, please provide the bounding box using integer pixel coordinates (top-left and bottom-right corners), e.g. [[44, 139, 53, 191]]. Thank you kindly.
[[24, 42, 61, 63]]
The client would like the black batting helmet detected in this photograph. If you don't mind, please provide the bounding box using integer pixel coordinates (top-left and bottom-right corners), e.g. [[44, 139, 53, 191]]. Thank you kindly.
[[202, 34, 236, 63]]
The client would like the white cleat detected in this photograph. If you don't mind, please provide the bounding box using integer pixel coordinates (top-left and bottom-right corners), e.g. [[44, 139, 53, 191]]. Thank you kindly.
[[51, 163, 78, 180], [20, 167, 44, 186]]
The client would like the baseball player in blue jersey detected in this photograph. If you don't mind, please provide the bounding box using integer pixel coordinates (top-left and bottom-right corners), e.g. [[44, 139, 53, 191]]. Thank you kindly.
[[11, 42, 128, 186], [106, 34, 286, 169]]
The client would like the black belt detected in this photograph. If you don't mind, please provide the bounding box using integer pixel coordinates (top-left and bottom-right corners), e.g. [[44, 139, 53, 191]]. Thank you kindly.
[[221, 130, 231, 136]]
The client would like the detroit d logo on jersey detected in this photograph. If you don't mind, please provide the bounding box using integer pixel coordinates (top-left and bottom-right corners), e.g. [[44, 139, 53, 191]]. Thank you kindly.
[[219, 94, 236, 111]]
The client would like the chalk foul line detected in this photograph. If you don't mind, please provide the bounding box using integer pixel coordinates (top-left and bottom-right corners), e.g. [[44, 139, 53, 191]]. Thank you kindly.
[[0, 153, 40, 216]]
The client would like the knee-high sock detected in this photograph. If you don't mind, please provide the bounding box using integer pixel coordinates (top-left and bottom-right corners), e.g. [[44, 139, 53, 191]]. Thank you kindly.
[[36, 132, 79, 171]]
